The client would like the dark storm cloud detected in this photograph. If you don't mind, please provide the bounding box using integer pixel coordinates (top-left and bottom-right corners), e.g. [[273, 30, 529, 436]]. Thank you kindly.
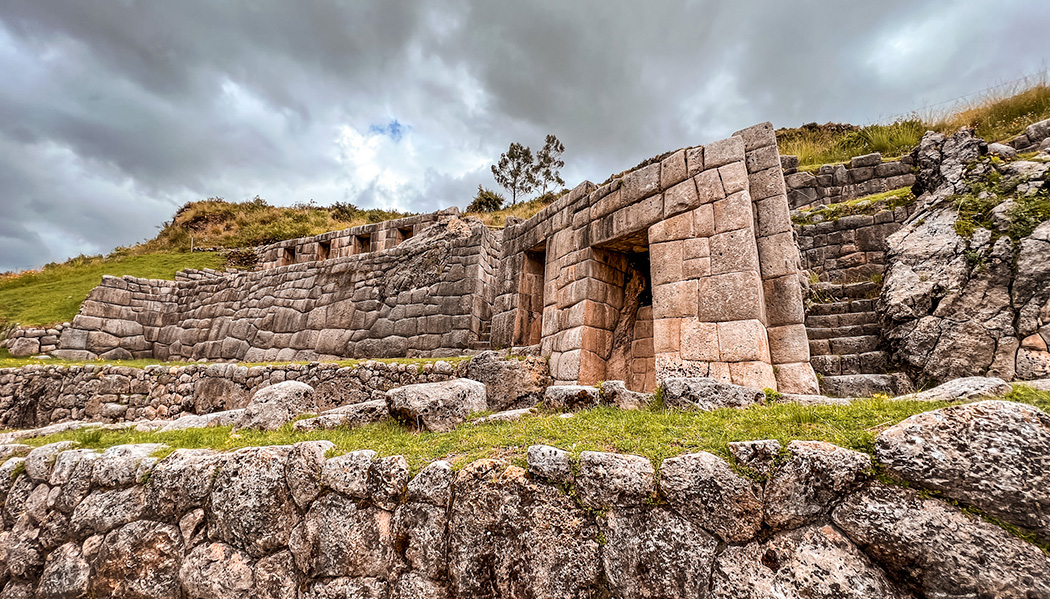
[[0, 0, 1047, 271]]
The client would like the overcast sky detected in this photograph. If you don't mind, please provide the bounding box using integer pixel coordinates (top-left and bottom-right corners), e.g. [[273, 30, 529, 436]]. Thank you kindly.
[[1, 1, 1047, 272]]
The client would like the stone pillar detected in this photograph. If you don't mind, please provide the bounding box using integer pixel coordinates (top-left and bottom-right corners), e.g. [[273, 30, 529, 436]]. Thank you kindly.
[[736, 123, 820, 394]]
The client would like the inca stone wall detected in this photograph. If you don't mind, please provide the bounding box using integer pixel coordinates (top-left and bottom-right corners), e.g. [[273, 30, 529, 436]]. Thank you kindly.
[[0, 360, 455, 430], [782, 152, 916, 211], [795, 204, 920, 284], [255, 209, 461, 270], [3, 398, 1048, 598], [493, 123, 817, 394], [54, 219, 500, 363], [0, 325, 69, 359]]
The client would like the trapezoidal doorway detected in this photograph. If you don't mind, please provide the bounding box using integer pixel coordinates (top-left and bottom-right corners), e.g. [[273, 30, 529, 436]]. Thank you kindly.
[[593, 232, 655, 392]]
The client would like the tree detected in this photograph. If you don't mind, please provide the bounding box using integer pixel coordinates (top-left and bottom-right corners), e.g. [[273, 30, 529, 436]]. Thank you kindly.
[[534, 134, 565, 195], [491, 142, 537, 205], [466, 186, 505, 213]]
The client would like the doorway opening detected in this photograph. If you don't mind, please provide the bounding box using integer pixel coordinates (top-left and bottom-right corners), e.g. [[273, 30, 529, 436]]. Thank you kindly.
[[317, 240, 331, 261], [594, 233, 655, 391], [515, 245, 546, 346], [280, 246, 297, 267], [353, 234, 372, 255], [396, 227, 414, 244]]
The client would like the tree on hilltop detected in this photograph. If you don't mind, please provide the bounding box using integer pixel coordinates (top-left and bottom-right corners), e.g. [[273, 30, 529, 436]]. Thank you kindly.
[[491, 142, 537, 205], [534, 134, 565, 195]]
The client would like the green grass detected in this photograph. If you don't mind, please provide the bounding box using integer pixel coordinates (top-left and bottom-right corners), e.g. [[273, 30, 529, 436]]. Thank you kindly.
[[20, 387, 1050, 474], [0, 252, 225, 327], [952, 172, 1050, 241], [0, 354, 469, 371]]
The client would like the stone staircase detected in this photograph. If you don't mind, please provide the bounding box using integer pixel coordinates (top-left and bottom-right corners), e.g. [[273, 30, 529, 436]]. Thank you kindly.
[[804, 281, 914, 396]]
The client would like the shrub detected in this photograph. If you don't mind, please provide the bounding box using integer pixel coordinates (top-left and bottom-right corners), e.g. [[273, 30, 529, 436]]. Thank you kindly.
[[466, 186, 506, 213]]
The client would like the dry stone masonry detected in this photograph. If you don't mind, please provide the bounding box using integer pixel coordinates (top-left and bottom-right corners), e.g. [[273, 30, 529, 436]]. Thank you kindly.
[[783, 152, 917, 211], [1, 399, 1048, 598]]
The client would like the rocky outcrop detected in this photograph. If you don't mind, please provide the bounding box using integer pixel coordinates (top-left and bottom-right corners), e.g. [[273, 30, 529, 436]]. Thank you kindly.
[[235, 381, 316, 431], [456, 350, 551, 411], [385, 379, 487, 432], [878, 128, 1050, 383]]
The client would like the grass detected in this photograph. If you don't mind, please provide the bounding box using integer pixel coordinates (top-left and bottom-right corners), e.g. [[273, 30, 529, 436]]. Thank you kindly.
[[792, 187, 916, 225], [19, 387, 1050, 474], [779, 81, 1050, 169], [0, 252, 225, 327], [465, 194, 560, 228], [952, 170, 1050, 241], [0, 354, 470, 371]]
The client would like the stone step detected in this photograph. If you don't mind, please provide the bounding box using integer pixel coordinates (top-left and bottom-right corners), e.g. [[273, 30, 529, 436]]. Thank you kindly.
[[811, 351, 890, 376], [811, 280, 880, 300], [805, 311, 878, 329], [806, 323, 882, 341], [818, 373, 914, 398], [805, 299, 877, 316], [808, 335, 882, 356]]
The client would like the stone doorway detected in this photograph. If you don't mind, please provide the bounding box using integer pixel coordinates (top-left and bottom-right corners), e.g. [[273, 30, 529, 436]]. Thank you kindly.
[[514, 245, 546, 346], [594, 233, 656, 392]]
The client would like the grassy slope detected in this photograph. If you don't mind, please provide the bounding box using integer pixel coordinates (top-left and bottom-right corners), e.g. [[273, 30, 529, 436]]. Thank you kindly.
[[0, 252, 225, 327], [465, 194, 559, 228], [22, 386, 1050, 474], [779, 82, 1050, 168]]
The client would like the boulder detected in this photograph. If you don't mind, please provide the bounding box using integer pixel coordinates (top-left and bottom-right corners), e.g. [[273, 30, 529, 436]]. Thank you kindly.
[[543, 385, 600, 410], [598, 380, 651, 410], [526, 445, 573, 484], [660, 452, 763, 542], [386, 379, 487, 432], [458, 351, 552, 411], [899, 376, 1011, 402], [661, 377, 764, 411], [833, 483, 1050, 599], [711, 524, 908, 599], [234, 381, 316, 431], [764, 441, 871, 530], [876, 400, 1050, 543], [576, 451, 655, 509], [600, 507, 718, 599], [90, 520, 183, 599], [292, 399, 388, 432], [7, 338, 39, 358], [178, 542, 255, 599]]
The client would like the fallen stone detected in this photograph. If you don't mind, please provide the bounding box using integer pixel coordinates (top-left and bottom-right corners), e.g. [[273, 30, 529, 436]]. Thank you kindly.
[[819, 373, 913, 398], [988, 142, 1018, 159], [833, 483, 1050, 599], [900, 376, 1012, 402], [293, 399, 388, 431], [7, 337, 40, 358], [526, 445, 573, 484], [660, 452, 763, 542], [470, 407, 536, 424], [764, 441, 871, 530], [386, 379, 487, 432], [458, 351, 552, 411], [156, 409, 243, 432], [876, 400, 1050, 543], [234, 381, 317, 431], [576, 451, 654, 509], [543, 385, 601, 410], [661, 377, 764, 411], [728, 439, 781, 475], [779, 393, 850, 406], [599, 380, 652, 410]]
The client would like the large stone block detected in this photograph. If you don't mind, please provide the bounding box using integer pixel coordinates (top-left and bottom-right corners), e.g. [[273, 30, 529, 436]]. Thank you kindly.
[[703, 136, 745, 169], [716, 320, 770, 363], [696, 271, 766, 322]]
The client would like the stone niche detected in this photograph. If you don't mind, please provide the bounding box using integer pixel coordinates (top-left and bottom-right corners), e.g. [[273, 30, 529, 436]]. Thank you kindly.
[[493, 123, 818, 394]]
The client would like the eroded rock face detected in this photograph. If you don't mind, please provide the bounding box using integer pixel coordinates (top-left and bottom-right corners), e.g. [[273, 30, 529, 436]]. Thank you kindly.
[[458, 351, 552, 411], [209, 447, 300, 558], [234, 381, 317, 431], [576, 452, 654, 510], [289, 492, 399, 579], [386, 379, 487, 433], [764, 441, 871, 530], [833, 483, 1050, 599], [660, 452, 763, 542], [448, 460, 602, 599], [179, 542, 255, 599], [876, 400, 1050, 543], [91, 520, 183, 599], [711, 524, 908, 599], [661, 377, 764, 411]]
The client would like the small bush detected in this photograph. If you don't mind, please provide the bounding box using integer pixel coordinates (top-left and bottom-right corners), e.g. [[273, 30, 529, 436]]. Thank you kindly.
[[466, 186, 506, 213]]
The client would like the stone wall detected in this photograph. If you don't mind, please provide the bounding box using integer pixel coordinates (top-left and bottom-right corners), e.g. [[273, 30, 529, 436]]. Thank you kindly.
[[0, 325, 69, 358], [1006, 116, 1050, 152], [782, 152, 916, 211], [54, 219, 500, 362], [0, 360, 455, 429], [492, 123, 817, 394], [255, 209, 461, 270], [3, 398, 1048, 598]]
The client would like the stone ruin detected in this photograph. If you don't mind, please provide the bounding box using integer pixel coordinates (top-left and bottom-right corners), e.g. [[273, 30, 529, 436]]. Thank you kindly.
[[35, 122, 820, 394]]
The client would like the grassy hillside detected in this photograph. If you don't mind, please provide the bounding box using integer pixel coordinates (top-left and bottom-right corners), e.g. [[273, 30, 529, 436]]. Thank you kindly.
[[0, 252, 226, 327], [779, 81, 1050, 168], [465, 194, 560, 227]]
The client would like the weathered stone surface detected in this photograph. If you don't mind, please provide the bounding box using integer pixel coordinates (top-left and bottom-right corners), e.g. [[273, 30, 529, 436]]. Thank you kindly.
[[178, 541, 254, 599], [252, 550, 299, 599], [368, 455, 409, 510], [386, 379, 487, 432], [600, 507, 718, 599], [391, 572, 447, 599], [393, 501, 448, 580], [406, 460, 453, 506], [7, 337, 39, 358], [25, 442, 74, 483], [902, 376, 1012, 402], [300, 577, 388, 599], [876, 400, 1050, 542], [145, 449, 220, 520], [286, 440, 335, 509], [321, 450, 375, 498], [93, 443, 166, 487], [289, 492, 399, 579], [728, 439, 781, 474], [711, 524, 907, 599], [660, 452, 763, 542], [91, 520, 183, 599], [834, 483, 1050, 599], [234, 381, 316, 431], [293, 399, 388, 431], [542, 385, 600, 410], [576, 451, 654, 509], [526, 445, 573, 484], [209, 446, 300, 558], [36, 541, 90, 599], [764, 441, 871, 529], [448, 460, 602, 599], [661, 377, 764, 411], [71, 487, 147, 536], [458, 351, 552, 411], [598, 380, 651, 410]]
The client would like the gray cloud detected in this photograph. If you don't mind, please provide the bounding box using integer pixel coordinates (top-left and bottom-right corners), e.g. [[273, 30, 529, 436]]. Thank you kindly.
[[0, 0, 1047, 271]]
